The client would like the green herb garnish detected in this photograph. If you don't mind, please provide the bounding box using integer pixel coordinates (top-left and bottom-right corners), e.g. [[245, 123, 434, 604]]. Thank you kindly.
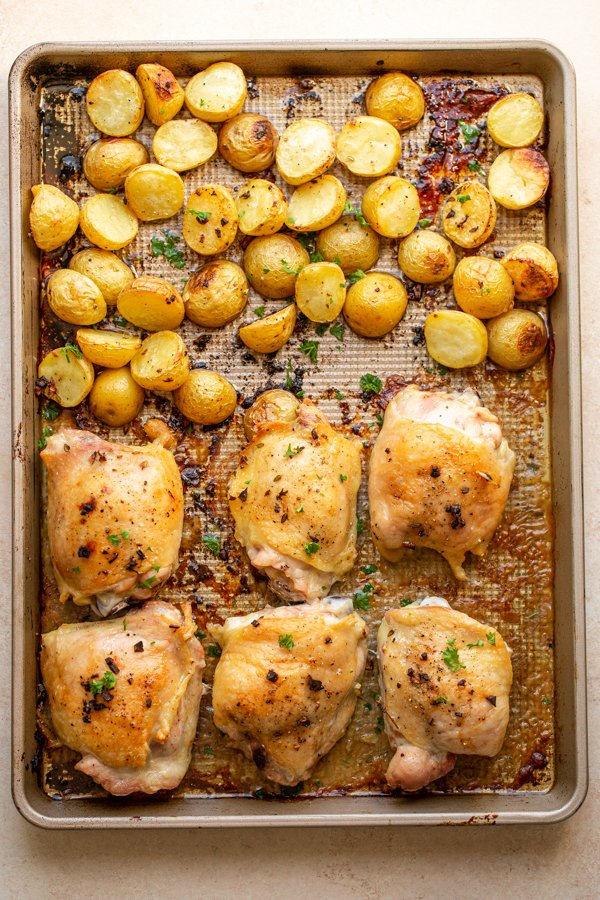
[[339, 473, 347, 482], [37, 426, 53, 451], [278, 633, 295, 651], [486, 631, 496, 646], [207, 644, 222, 658], [459, 119, 480, 142], [356, 516, 365, 535], [281, 259, 303, 276], [139, 575, 157, 589], [299, 339, 319, 363], [113, 314, 129, 328], [353, 582, 374, 611], [334, 389, 344, 400], [399, 598, 413, 607], [60, 343, 83, 362], [89, 671, 117, 696], [195, 628, 206, 640], [284, 444, 304, 458], [304, 541, 319, 557], [150, 230, 185, 269], [330, 322, 345, 341], [468, 159, 482, 173], [202, 533, 222, 556], [186, 209, 211, 223], [442, 638, 466, 672], [42, 401, 60, 421], [467, 640, 484, 648], [418, 217, 433, 228], [457, 193, 472, 204], [347, 269, 365, 285], [254, 306, 266, 318], [360, 373, 382, 394], [362, 563, 377, 575]]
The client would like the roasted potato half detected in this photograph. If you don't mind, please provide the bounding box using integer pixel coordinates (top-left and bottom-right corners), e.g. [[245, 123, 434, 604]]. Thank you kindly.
[[135, 63, 184, 126], [152, 119, 217, 173], [80, 194, 139, 251], [130, 330, 190, 391], [501, 242, 559, 300], [243, 389, 300, 440], [182, 184, 238, 255], [117, 276, 185, 331], [89, 366, 145, 426], [453, 256, 515, 319], [362, 176, 421, 239], [218, 113, 279, 173], [184, 260, 248, 327], [235, 179, 287, 236], [174, 369, 237, 425], [69, 249, 133, 305], [286, 175, 346, 232], [336, 115, 401, 177], [441, 180, 497, 249], [243, 234, 309, 299], [76, 328, 142, 368], [397, 230, 456, 284], [487, 148, 550, 210], [424, 309, 488, 369], [86, 69, 145, 136], [124, 163, 184, 222], [239, 304, 297, 354], [343, 271, 407, 338], [487, 92, 544, 148], [38, 346, 95, 408], [47, 269, 107, 326], [30, 184, 79, 252], [276, 118, 337, 186], [294, 262, 346, 323], [83, 137, 149, 191], [185, 61, 247, 122], [315, 215, 380, 274], [487, 309, 548, 370], [365, 72, 425, 132]]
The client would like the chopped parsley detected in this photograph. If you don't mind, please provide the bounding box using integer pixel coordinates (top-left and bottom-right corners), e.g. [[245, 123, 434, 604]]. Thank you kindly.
[[458, 119, 480, 142], [399, 598, 413, 607], [299, 339, 319, 363], [480, 287, 491, 296], [42, 401, 60, 421], [353, 582, 374, 611], [296, 504, 304, 513], [418, 217, 433, 228], [466, 639, 484, 649], [60, 343, 83, 362], [436, 363, 449, 376], [107, 531, 130, 546], [457, 194, 471, 204], [347, 269, 365, 285], [37, 426, 53, 451], [254, 306, 266, 318], [434, 696, 448, 705], [362, 563, 377, 575], [150, 230, 185, 269], [89, 671, 117, 695], [304, 541, 319, 557], [278, 633, 295, 651], [202, 533, 222, 556], [334, 389, 344, 400], [139, 575, 157, 589], [206, 644, 222, 658], [315, 322, 329, 337], [375, 411, 384, 427], [283, 358, 294, 390], [113, 313, 129, 328], [339, 473, 348, 482], [442, 638, 466, 672], [468, 159, 482, 173], [284, 444, 304, 458], [195, 628, 206, 640], [356, 516, 365, 535], [344, 202, 369, 227], [330, 321, 345, 341], [203, 746, 215, 756], [360, 373, 382, 394], [71, 566, 80, 574], [486, 631, 496, 646], [186, 209, 211, 223], [280, 258, 303, 276]]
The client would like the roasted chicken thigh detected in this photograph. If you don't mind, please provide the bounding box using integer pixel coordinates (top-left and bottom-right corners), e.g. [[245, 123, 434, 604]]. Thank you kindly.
[[369, 385, 515, 579]]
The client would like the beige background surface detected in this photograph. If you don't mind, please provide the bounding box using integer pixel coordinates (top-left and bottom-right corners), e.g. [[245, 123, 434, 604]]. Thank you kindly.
[[1, 1, 598, 897]]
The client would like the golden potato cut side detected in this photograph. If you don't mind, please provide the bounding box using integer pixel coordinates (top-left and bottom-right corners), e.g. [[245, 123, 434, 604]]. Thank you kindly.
[[29, 184, 79, 251], [89, 367, 145, 426], [218, 113, 279, 173], [182, 184, 238, 255], [86, 69, 145, 137], [80, 194, 139, 251], [365, 72, 425, 131], [47, 270, 107, 326], [183, 260, 248, 327], [153, 119, 217, 173], [76, 329, 142, 368], [124, 163, 184, 222], [501, 242, 559, 300], [135, 64, 184, 126], [362, 176, 421, 238], [424, 309, 488, 369], [286, 175, 347, 232], [243, 234, 309, 299], [235, 179, 287, 236], [38, 347, 95, 408], [336, 116, 401, 177], [243, 389, 300, 440], [397, 230, 456, 284], [239, 304, 297, 354], [294, 262, 346, 322], [174, 369, 237, 424], [185, 61, 247, 122], [487, 92, 543, 148], [487, 309, 548, 370], [130, 330, 190, 391], [343, 271, 407, 338], [69, 249, 133, 305], [441, 180, 497, 249], [276, 118, 337, 185], [83, 138, 149, 191], [316, 216, 380, 274], [453, 256, 515, 319], [487, 148, 550, 210], [117, 276, 185, 331]]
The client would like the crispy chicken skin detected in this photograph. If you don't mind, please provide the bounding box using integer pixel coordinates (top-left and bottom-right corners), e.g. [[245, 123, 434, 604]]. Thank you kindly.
[[228, 400, 362, 602], [211, 598, 367, 785], [377, 597, 513, 792], [41, 428, 184, 616], [40, 601, 204, 796], [369, 385, 515, 579]]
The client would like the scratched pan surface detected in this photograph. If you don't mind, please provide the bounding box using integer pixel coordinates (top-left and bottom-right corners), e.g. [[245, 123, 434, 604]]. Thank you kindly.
[[10, 43, 586, 828]]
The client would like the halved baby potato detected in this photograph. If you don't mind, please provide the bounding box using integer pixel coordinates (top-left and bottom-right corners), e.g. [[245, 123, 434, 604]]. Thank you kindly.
[[76, 328, 142, 368], [315, 215, 380, 274], [130, 330, 190, 391], [174, 369, 237, 424], [83, 138, 149, 191], [286, 175, 346, 232], [38, 346, 95, 408], [501, 242, 559, 300], [185, 61, 247, 122], [218, 113, 279, 173], [336, 115, 401, 177], [135, 63, 184, 126], [276, 118, 337, 186], [117, 275, 185, 331], [243, 389, 300, 439], [294, 262, 346, 323], [487, 92, 544, 149], [68, 248, 133, 305], [47, 269, 107, 326], [29, 184, 79, 251], [235, 179, 287, 236], [424, 309, 488, 369], [239, 304, 297, 353], [89, 366, 145, 426], [152, 119, 217, 172], [487, 148, 550, 210], [343, 271, 407, 338], [124, 163, 184, 222], [80, 194, 139, 251], [243, 234, 309, 299], [184, 260, 248, 327], [86, 69, 145, 136], [361, 176, 421, 238], [182, 184, 238, 255], [453, 256, 515, 319], [486, 308, 548, 371], [441, 180, 497, 249], [365, 72, 425, 132], [397, 230, 456, 284]]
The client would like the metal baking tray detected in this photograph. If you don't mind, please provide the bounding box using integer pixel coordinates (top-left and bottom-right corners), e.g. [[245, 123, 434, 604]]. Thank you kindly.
[[10, 41, 586, 828]]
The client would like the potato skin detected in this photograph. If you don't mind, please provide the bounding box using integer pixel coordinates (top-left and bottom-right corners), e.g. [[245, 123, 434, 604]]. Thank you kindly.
[[487, 309, 548, 370], [235, 179, 288, 237], [80, 194, 139, 251], [424, 309, 488, 369], [397, 230, 456, 284], [276, 118, 337, 185], [218, 113, 279, 173], [124, 163, 184, 222], [182, 184, 238, 255], [29, 184, 79, 251], [130, 330, 190, 391], [76, 328, 142, 368], [343, 271, 407, 338], [362, 176, 421, 238], [243, 389, 300, 440], [174, 369, 237, 424], [239, 304, 297, 353], [135, 63, 184, 126], [117, 276, 185, 331], [501, 242, 559, 300], [315, 216, 380, 274], [38, 347, 95, 408], [243, 234, 309, 299], [83, 138, 149, 191], [453, 256, 515, 319], [441, 180, 497, 249], [89, 367, 145, 426], [69, 249, 133, 305], [185, 61, 247, 122], [487, 92, 543, 149], [184, 260, 248, 327], [365, 72, 425, 131], [47, 269, 107, 326], [86, 69, 145, 137], [152, 119, 217, 172]]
